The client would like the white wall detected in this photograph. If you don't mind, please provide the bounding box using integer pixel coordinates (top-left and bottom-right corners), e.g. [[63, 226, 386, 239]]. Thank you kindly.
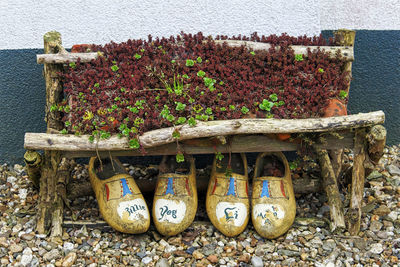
[[1, 0, 399, 50]]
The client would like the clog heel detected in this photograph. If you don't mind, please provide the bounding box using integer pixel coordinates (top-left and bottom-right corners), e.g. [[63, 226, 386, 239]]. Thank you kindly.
[[206, 153, 249, 237], [88, 157, 150, 234], [251, 152, 296, 239], [152, 155, 197, 236]]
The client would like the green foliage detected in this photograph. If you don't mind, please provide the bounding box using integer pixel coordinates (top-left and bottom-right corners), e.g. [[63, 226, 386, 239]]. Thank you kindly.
[[295, 54, 304, 62], [176, 153, 185, 163], [111, 65, 119, 72], [197, 70, 206, 77], [216, 152, 224, 161], [134, 53, 142, 59], [259, 99, 274, 111], [94, 83, 100, 88], [197, 56, 202, 63], [69, 62, 76, 68], [269, 93, 278, 102], [318, 68, 324, 73], [250, 51, 256, 56], [188, 117, 196, 126], [175, 102, 186, 111], [172, 129, 181, 139], [60, 129, 68, 134], [339, 90, 348, 99], [186, 59, 194, 67], [205, 107, 213, 115], [241, 106, 249, 114], [129, 138, 140, 149], [229, 105, 236, 110], [176, 117, 187, 124]]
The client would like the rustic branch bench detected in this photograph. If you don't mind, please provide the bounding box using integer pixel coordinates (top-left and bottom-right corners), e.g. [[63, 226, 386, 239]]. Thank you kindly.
[[24, 29, 386, 238]]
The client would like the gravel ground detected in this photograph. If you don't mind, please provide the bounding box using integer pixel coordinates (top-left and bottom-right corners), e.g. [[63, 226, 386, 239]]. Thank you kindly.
[[0, 145, 399, 266]]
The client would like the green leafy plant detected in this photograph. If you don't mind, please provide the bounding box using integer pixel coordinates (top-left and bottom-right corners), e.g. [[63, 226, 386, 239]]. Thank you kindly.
[[259, 99, 274, 111], [69, 62, 76, 68], [188, 117, 196, 127], [241, 106, 249, 114], [134, 53, 142, 59], [295, 54, 304, 62], [175, 102, 186, 111], [197, 70, 205, 77], [250, 51, 255, 56], [339, 90, 348, 99], [186, 59, 194, 67], [111, 65, 119, 72], [216, 152, 224, 161], [176, 153, 185, 163], [318, 68, 324, 73]]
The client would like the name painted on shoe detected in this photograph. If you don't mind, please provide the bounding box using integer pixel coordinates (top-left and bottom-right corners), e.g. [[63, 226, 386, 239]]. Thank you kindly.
[[117, 199, 149, 221], [253, 204, 284, 226], [216, 202, 247, 227], [154, 199, 186, 224]]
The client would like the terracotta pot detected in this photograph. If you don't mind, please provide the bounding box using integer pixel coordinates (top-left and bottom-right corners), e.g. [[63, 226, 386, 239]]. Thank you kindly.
[[71, 44, 91, 53], [323, 99, 347, 117]]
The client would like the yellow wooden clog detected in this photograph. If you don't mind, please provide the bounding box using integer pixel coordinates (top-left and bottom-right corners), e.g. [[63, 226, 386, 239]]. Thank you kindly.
[[206, 153, 249, 237], [89, 157, 150, 234], [152, 155, 197, 236], [251, 152, 296, 239]]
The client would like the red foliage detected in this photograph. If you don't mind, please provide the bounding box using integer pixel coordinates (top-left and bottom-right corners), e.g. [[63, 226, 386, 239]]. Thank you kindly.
[[59, 32, 349, 139]]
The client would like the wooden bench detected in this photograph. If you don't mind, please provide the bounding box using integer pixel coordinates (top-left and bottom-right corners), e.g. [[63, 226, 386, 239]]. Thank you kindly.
[[24, 29, 386, 237]]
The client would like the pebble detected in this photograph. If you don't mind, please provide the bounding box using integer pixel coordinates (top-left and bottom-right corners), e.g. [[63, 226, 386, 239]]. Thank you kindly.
[[387, 164, 400, 176], [61, 252, 77, 267], [369, 243, 384, 254], [0, 146, 398, 266], [251, 255, 263, 267]]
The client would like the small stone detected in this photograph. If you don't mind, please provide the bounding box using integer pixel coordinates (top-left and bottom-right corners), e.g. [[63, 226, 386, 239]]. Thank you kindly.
[[387, 211, 399, 222], [0, 237, 9, 248], [238, 253, 250, 263], [207, 255, 218, 264], [43, 249, 61, 262], [164, 245, 176, 253], [251, 255, 263, 267], [9, 243, 23, 253], [63, 242, 74, 253], [174, 257, 185, 263], [300, 252, 308, 261], [7, 176, 17, 184], [21, 233, 35, 241], [387, 164, 400, 176], [367, 170, 382, 180], [376, 231, 388, 239], [369, 243, 383, 254], [369, 221, 383, 232], [322, 239, 336, 251], [62, 252, 77, 267], [155, 258, 170, 267], [142, 256, 152, 265], [20, 247, 33, 266], [192, 250, 204, 260], [373, 205, 391, 216]]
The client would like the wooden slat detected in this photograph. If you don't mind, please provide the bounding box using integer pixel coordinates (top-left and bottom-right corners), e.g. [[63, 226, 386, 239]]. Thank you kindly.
[[37, 52, 98, 64], [36, 40, 354, 64], [213, 40, 354, 61], [24, 131, 354, 158]]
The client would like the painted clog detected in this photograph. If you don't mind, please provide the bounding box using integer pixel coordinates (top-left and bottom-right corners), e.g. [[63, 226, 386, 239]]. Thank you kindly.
[[206, 153, 249, 237], [152, 155, 197, 236], [251, 152, 296, 239], [89, 157, 150, 234]]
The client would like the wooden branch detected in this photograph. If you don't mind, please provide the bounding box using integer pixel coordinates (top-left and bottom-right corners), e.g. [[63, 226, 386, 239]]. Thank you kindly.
[[67, 176, 321, 199], [348, 128, 367, 235], [315, 147, 346, 232], [213, 40, 354, 61], [367, 125, 386, 163], [24, 111, 383, 152], [37, 52, 99, 64], [24, 150, 42, 188], [36, 39, 354, 64], [51, 158, 70, 237], [61, 133, 353, 158]]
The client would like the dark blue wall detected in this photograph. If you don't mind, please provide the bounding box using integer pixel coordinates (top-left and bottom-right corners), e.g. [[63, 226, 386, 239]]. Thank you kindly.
[[0, 31, 399, 164]]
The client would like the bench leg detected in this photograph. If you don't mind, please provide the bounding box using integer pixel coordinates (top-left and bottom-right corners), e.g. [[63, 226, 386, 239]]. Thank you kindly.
[[315, 147, 346, 232], [37, 151, 68, 238], [348, 129, 367, 235]]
